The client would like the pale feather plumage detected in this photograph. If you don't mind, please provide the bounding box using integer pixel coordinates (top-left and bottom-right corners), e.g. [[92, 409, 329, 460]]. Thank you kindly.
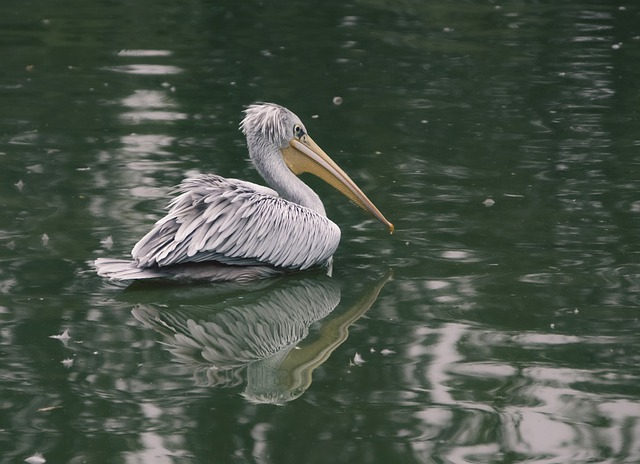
[[95, 103, 346, 282], [131, 174, 339, 270]]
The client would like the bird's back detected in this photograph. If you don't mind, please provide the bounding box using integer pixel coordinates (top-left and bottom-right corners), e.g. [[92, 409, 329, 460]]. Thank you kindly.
[[130, 174, 340, 272]]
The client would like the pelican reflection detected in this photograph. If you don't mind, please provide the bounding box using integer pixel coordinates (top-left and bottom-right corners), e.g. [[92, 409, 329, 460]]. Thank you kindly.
[[133, 272, 391, 404]]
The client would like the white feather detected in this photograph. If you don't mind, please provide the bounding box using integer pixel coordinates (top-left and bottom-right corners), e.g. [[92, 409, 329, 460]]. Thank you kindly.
[[130, 174, 340, 271]]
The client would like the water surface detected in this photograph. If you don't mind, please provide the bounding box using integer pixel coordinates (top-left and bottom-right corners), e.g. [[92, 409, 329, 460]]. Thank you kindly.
[[1, 1, 639, 463]]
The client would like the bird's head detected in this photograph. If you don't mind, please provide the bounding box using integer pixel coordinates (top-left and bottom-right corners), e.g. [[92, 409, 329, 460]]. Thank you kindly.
[[240, 103, 394, 233], [240, 102, 303, 149]]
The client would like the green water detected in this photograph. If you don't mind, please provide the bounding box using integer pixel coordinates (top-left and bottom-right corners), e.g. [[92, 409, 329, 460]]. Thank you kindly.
[[1, 1, 639, 463]]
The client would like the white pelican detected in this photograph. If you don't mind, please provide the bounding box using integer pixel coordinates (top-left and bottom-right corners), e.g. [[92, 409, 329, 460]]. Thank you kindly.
[[95, 103, 393, 282]]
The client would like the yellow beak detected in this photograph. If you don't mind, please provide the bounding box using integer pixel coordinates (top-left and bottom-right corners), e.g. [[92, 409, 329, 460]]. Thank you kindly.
[[281, 136, 394, 233]]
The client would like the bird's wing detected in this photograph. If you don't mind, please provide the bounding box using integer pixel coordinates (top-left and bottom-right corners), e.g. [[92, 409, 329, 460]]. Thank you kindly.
[[131, 174, 340, 270]]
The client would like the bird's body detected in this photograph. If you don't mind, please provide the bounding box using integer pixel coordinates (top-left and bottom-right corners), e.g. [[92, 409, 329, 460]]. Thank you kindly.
[[95, 103, 393, 282]]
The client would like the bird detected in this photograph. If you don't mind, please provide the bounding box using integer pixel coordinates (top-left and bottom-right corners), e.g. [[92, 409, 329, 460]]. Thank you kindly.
[[95, 103, 393, 282]]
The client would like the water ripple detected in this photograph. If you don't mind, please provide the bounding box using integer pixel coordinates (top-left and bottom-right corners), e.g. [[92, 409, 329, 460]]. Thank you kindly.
[[104, 64, 183, 75]]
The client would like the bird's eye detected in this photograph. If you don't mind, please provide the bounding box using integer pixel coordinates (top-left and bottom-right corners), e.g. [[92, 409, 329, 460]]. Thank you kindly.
[[293, 124, 305, 139]]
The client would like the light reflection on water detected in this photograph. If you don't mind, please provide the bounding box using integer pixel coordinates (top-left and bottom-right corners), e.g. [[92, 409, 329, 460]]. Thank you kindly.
[[105, 64, 183, 75], [339, 319, 640, 462]]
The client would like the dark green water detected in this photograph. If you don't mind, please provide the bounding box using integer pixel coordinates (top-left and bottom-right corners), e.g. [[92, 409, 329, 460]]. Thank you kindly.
[[1, 1, 639, 463]]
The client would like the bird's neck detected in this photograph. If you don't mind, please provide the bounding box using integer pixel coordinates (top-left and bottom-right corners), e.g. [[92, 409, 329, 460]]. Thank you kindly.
[[250, 140, 326, 216]]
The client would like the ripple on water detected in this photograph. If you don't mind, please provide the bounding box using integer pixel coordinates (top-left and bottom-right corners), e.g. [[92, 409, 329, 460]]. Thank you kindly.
[[116, 49, 173, 57], [364, 314, 640, 460], [104, 64, 183, 75], [497, 364, 640, 462]]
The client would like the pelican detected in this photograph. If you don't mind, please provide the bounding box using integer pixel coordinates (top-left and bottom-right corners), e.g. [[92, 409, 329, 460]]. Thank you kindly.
[[95, 103, 393, 282]]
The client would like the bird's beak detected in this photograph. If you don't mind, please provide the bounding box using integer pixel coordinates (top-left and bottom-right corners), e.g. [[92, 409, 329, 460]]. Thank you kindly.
[[282, 137, 394, 233]]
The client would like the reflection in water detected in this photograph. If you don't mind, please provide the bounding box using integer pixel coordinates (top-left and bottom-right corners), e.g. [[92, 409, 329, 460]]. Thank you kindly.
[[105, 64, 183, 75], [396, 323, 640, 463], [120, 90, 187, 123], [132, 272, 391, 404]]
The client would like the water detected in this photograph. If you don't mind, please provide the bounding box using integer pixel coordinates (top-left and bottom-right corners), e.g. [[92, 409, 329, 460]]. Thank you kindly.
[[1, 1, 639, 463]]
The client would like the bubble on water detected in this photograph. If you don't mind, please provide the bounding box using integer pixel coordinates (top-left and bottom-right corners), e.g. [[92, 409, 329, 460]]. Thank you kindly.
[[332, 96, 343, 105], [483, 198, 495, 207]]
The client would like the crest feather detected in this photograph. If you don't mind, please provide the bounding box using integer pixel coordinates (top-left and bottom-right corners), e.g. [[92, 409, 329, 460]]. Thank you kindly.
[[240, 103, 295, 144]]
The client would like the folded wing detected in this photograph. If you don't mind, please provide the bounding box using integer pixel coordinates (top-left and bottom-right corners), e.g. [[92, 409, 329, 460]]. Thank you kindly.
[[131, 174, 340, 271]]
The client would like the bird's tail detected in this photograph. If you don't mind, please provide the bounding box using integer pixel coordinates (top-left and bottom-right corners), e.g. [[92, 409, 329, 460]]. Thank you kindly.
[[94, 258, 168, 280]]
